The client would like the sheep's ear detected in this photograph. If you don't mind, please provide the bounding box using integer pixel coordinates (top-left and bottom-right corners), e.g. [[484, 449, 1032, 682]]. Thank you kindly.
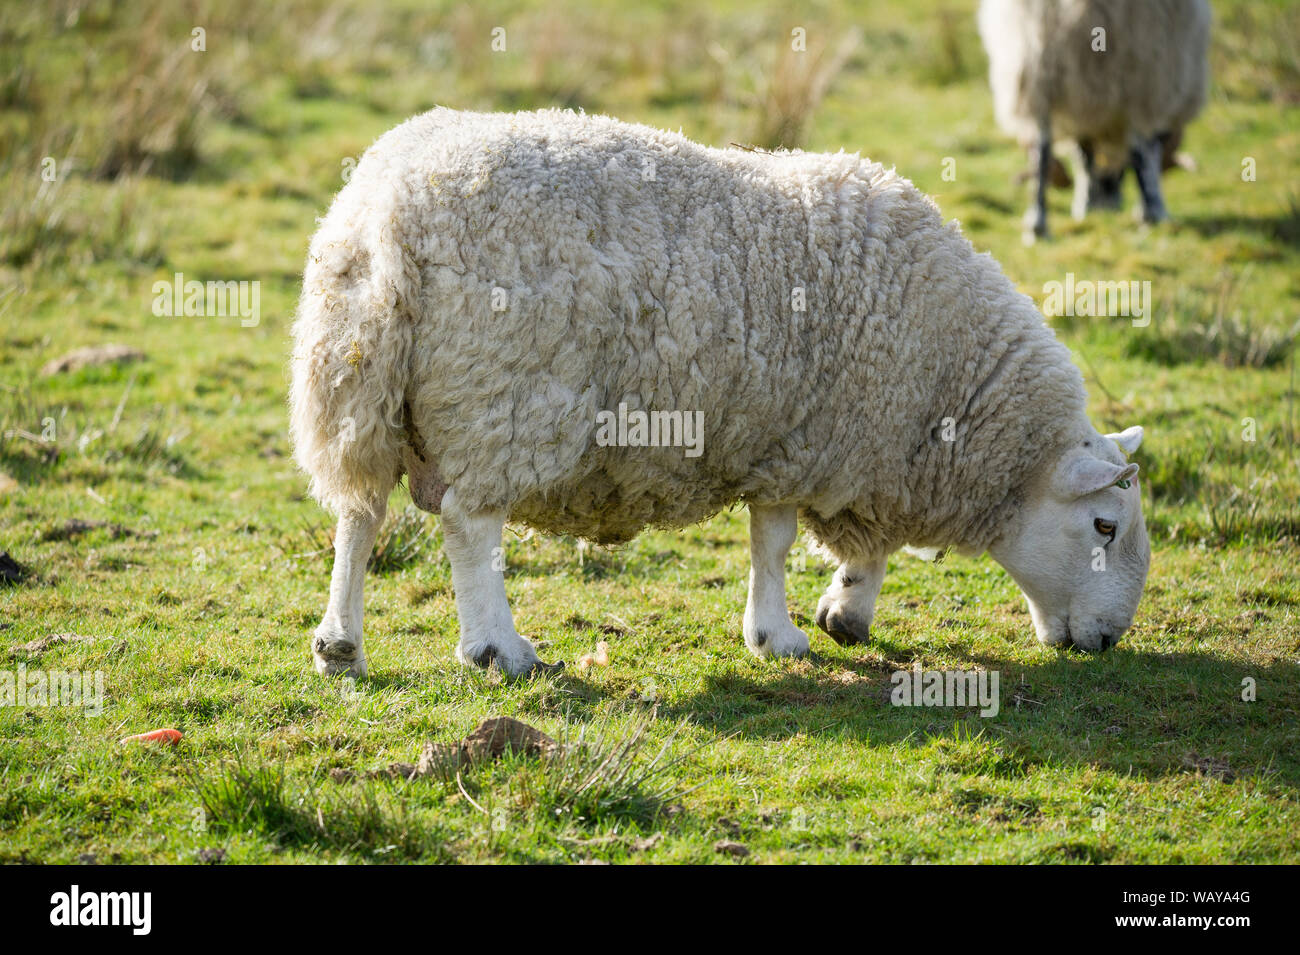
[[1105, 426, 1144, 456], [1056, 457, 1140, 498]]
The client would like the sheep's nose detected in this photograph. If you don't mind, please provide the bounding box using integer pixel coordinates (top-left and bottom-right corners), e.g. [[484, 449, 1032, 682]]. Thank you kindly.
[[1101, 631, 1121, 650]]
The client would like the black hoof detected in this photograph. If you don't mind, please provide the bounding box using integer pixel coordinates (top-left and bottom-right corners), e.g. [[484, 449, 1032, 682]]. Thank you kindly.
[[816, 605, 871, 646], [472, 646, 498, 668]]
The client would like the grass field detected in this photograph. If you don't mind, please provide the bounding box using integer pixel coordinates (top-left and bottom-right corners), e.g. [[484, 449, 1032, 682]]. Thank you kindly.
[[1, 0, 1298, 864]]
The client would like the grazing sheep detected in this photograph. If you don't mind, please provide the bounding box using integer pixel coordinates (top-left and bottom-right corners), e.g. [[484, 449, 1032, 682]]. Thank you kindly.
[[978, 0, 1211, 238], [289, 108, 1150, 678]]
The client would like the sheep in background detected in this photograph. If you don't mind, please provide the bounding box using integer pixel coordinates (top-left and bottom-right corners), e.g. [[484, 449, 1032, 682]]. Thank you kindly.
[[290, 108, 1150, 679], [979, 0, 1211, 239]]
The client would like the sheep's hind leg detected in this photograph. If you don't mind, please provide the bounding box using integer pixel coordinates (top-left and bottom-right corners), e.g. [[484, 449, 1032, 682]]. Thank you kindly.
[[743, 504, 810, 659], [815, 556, 886, 647], [441, 487, 559, 676], [1023, 125, 1052, 243], [313, 502, 386, 678], [1131, 135, 1168, 224]]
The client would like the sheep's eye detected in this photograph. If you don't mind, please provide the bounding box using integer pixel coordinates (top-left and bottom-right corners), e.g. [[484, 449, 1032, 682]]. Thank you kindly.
[[1094, 518, 1117, 536]]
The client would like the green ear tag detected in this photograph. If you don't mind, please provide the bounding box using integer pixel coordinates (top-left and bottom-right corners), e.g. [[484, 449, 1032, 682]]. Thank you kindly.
[[1115, 479, 1131, 489]]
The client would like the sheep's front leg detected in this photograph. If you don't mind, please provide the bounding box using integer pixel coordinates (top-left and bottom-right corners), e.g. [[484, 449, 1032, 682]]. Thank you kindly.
[[441, 487, 553, 676], [815, 556, 886, 647], [313, 502, 386, 678], [743, 504, 809, 658], [1130, 135, 1168, 224]]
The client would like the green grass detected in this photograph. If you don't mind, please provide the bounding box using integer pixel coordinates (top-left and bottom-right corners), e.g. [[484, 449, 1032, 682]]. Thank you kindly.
[[1, 0, 1298, 864]]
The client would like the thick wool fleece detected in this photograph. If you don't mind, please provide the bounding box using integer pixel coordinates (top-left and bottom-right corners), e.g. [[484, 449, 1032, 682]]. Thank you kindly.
[[979, 0, 1211, 167], [290, 108, 1086, 563]]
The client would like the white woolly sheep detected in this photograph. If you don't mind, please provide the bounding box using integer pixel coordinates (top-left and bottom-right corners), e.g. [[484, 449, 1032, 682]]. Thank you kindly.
[[289, 107, 1151, 678], [979, 0, 1211, 238]]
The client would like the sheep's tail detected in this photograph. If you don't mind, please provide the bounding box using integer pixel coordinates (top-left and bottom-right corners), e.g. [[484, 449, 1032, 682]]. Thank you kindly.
[[289, 185, 420, 517]]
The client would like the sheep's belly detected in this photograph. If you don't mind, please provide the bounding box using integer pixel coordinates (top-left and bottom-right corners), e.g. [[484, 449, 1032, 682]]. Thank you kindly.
[[510, 468, 737, 545]]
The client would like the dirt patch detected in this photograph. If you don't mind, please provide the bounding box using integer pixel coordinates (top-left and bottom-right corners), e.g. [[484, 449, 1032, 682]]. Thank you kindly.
[[713, 839, 749, 858], [9, 633, 99, 658], [630, 833, 662, 852], [336, 717, 561, 782], [43, 519, 154, 542], [40, 344, 145, 376], [1183, 753, 1235, 782]]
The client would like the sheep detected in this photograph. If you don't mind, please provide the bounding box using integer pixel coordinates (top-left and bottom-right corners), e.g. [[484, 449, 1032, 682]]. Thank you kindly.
[[289, 107, 1151, 678], [978, 0, 1211, 239]]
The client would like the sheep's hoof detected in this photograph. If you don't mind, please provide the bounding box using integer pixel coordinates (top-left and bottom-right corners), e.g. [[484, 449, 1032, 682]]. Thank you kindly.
[[313, 652, 367, 679], [744, 624, 811, 659], [457, 634, 545, 677], [312, 628, 367, 678], [1022, 209, 1048, 245], [815, 602, 871, 647]]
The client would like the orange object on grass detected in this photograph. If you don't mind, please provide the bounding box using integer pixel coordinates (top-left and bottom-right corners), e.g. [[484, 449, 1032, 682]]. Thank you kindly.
[[120, 728, 183, 745]]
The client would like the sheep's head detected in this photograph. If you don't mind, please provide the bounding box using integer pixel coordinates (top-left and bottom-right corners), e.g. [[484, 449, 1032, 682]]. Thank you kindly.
[[990, 426, 1150, 652]]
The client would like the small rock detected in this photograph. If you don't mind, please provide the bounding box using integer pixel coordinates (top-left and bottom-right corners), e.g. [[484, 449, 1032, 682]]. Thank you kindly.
[[196, 848, 226, 864]]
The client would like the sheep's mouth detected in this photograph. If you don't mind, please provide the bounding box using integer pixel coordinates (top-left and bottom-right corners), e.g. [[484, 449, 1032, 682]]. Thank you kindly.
[[1064, 621, 1122, 653]]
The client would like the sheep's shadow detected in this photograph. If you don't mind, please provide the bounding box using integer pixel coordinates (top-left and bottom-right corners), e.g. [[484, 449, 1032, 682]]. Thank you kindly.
[[1175, 211, 1300, 246], [661, 646, 1300, 788]]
